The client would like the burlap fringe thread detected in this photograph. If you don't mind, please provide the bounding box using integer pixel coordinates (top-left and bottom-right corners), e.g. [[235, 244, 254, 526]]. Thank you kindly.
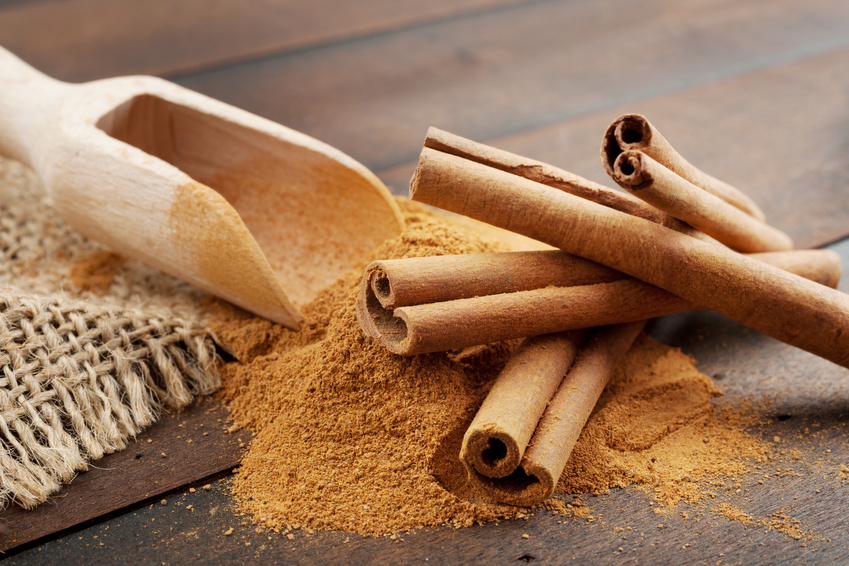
[[0, 289, 220, 510]]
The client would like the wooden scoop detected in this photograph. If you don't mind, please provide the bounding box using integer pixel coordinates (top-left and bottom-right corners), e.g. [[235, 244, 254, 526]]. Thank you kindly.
[[0, 46, 404, 329]]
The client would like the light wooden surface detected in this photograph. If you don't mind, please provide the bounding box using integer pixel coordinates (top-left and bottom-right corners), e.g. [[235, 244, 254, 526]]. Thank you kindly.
[[1, 1, 848, 563]]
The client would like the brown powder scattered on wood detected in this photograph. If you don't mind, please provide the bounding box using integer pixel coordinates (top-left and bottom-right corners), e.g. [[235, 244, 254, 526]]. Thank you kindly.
[[543, 497, 593, 520], [69, 250, 126, 293], [761, 511, 810, 541], [215, 201, 524, 534], [714, 502, 756, 525], [556, 336, 770, 507], [213, 199, 773, 536], [714, 504, 815, 541]]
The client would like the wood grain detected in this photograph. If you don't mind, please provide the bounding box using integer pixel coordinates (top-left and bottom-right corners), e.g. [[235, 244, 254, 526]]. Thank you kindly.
[[6, 272, 849, 563], [0, 401, 251, 553], [379, 46, 849, 249], [0, 0, 528, 81], [174, 0, 849, 176], [3, 0, 849, 562]]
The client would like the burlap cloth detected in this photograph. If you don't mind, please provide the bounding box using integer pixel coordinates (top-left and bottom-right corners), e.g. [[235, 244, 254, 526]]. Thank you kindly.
[[0, 157, 220, 509]]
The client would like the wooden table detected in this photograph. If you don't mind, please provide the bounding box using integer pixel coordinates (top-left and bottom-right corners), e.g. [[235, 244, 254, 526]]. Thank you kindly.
[[2, 1, 849, 563]]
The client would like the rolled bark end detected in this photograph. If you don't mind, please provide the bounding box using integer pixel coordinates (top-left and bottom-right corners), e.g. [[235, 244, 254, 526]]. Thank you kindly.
[[461, 426, 523, 479], [368, 266, 395, 308], [613, 150, 652, 190], [615, 114, 652, 147], [355, 276, 411, 354], [460, 332, 581, 479], [358, 274, 474, 356], [462, 323, 646, 507], [601, 113, 651, 177], [463, 457, 555, 508], [600, 121, 622, 178], [602, 113, 767, 221]]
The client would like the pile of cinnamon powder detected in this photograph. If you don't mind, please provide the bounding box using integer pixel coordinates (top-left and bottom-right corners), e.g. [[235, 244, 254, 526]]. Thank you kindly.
[[212, 200, 772, 536], [0, 155, 784, 537]]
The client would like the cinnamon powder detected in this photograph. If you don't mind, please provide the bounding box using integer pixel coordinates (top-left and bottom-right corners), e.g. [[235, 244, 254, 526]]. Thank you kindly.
[[213, 200, 773, 536], [557, 336, 769, 506], [69, 250, 126, 294]]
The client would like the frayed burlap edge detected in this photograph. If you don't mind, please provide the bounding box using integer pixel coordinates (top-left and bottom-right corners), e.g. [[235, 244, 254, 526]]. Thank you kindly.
[[0, 288, 220, 510]]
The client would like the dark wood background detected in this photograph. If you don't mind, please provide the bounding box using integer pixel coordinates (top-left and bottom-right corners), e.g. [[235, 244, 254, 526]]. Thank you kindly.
[[1, 0, 849, 563]]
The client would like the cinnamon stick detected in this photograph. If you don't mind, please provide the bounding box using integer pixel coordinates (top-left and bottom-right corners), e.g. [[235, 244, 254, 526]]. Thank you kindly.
[[601, 113, 766, 220], [361, 250, 623, 309], [462, 322, 645, 507], [459, 331, 584, 479], [611, 150, 793, 253], [755, 250, 841, 288], [357, 248, 840, 355], [410, 147, 849, 368], [425, 127, 706, 239]]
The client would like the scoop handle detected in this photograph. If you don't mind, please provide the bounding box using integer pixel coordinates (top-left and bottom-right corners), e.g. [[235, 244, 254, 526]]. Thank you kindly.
[[0, 46, 68, 169]]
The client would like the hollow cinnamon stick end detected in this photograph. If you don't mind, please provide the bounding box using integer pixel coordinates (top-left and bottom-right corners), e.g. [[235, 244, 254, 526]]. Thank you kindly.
[[601, 113, 652, 177], [356, 266, 381, 339], [362, 261, 396, 309], [460, 425, 523, 479], [462, 458, 556, 508], [356, 265, 415, 355], [614, 114, 652, 149], [600, 120, 621, 178], [612, 150, 652, 190]]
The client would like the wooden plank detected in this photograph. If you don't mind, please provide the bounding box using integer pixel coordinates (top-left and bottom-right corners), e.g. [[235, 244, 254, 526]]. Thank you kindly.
[[173, 0, 849, 177], [4, 49, 848, 553], [2, 0, 849, 558], [3, 182, 846, 556], [0, 401, 251, 552], [7, 239, 849, 564], [0, 1, 41, 8], [379, 46, 849, 250], [0, 0, 528, 81]]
